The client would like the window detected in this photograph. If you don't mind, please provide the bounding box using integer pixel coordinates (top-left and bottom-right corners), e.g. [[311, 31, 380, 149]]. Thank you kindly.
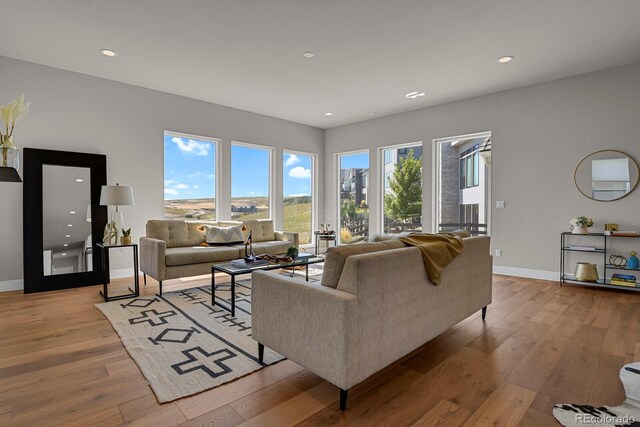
[[164, 132, 217, 220], [382, 144, 423, 233], [338, 152, 369, 243], [231, 143, 272, 220], [384, 150, 393, 164], [283, 152, 314, 245], [384, 171, 392, 188], [460, 143, 480, 189]]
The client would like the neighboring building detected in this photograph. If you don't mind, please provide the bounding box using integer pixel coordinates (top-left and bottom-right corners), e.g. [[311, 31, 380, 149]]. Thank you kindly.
[[438, 136, 491, 234], [231, 204, 258, 213], [340, 168, 368, 205]]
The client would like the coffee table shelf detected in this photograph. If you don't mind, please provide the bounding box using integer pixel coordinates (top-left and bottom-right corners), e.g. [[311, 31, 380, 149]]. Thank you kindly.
[[211, 254, 324, 316]]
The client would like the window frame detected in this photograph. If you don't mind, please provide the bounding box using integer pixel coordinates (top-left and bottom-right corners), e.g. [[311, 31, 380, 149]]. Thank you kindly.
[[163, 130, 220, 221], [282, 149, 317, 248], [231, 140, 275, 220]]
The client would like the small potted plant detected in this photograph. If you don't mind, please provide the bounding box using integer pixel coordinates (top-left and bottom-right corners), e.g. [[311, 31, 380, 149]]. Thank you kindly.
[[569, 216, 593, 235], [121, 228, 132, 245], [286, 246, 299, 259]]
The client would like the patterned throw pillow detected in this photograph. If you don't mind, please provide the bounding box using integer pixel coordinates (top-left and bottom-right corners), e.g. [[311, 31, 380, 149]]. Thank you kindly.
[[205, 225, 244, 244]]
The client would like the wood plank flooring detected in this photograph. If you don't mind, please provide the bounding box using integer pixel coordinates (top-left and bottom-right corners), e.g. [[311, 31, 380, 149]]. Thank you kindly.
[[1, 274, 638, 426]]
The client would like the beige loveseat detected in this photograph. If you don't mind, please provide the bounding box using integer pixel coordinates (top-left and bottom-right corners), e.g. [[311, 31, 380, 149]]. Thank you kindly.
[[251, 236, 492, 410], [140, 219, 299, 295]]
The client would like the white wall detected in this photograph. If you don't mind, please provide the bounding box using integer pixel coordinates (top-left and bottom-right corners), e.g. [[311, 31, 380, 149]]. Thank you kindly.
[[325, 62, 640, 278], [0, 56, 325, 291]]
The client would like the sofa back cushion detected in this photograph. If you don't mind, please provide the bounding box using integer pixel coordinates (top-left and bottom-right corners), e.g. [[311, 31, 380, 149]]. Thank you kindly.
[[242, 219, 275, 242], [321, 239, 406, 288], [205, 225, 244, 244], [146, 220, 208, 248]]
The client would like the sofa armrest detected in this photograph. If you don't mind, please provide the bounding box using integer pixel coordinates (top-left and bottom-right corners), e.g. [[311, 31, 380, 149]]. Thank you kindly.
[[251, 270, 358, 390], [140, 236, 167, 281], [274, 231, 299, 248]]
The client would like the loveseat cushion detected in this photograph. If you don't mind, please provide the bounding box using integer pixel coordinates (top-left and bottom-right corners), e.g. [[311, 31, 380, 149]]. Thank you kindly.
[[321, 239, 406, 288], [242, 219, 275, 242], [165, 246, 241, 267]]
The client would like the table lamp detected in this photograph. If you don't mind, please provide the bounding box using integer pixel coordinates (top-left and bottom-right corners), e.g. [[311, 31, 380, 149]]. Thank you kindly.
[[100, 183, 134, 245]]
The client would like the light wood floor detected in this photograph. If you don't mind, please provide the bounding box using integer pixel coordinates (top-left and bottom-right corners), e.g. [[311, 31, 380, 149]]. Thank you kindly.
[[1, 274, 639, 426]]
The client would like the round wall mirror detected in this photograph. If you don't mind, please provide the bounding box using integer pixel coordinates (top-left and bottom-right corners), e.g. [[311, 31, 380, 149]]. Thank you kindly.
[[574, 150, 639, 201]]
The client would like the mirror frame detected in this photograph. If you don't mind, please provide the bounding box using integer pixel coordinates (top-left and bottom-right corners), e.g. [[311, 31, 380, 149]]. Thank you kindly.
[[23, 148, 108, 293], [573, 149, 640, 202]]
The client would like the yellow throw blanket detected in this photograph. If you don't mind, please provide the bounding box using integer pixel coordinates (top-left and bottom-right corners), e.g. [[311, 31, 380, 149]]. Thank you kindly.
[[398, 233, 464, 285]]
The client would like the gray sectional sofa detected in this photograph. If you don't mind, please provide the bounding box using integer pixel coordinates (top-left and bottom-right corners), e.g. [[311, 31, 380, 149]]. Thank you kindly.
[[140, 218, 299, 295], [251, 235, 492, 410]]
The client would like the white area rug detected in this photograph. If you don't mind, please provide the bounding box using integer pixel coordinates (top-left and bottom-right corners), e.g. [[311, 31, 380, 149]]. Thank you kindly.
[[96, 279, 283, 403]]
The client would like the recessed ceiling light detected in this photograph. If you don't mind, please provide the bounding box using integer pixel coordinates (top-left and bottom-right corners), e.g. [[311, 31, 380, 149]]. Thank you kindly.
[[405, 91, 426, 99], [75, 179, 84, 183], [63, 244, 68, 247], [69, 211, 76, 214], [498, 56, 514, 64], [62, 253, 67, 256], [65, 234, 71, 238], [100, 49, 117, 57], [324, 112, 334, 116], [303, 52, 315, 59], [67, 224, 73, 227]]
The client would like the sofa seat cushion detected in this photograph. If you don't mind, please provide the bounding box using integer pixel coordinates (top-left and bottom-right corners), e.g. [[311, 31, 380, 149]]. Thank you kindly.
[[165, 246, 241, 267], [231, 240, 292, 257], [321, 240, 406, 288]]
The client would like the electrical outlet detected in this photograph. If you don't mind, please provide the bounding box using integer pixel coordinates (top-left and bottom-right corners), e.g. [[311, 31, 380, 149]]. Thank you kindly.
[[495, 249, 502, 257], [496, 200, 505, 209]]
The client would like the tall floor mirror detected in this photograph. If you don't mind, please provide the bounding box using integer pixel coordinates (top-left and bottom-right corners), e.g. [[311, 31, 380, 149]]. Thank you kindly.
[[23, 148, 107, 293]]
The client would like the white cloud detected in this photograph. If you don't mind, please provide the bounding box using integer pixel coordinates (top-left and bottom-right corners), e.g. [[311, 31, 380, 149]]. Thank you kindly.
[[164, 188, 179, 195], [164, 179, 177, 186], [193, 185, 200, 189], [171, 137, 210, 156], [284, 154, 300, 166], [285, 193, 310, 197], [174, 183, 189, 189], [289, 166, 311, 179]]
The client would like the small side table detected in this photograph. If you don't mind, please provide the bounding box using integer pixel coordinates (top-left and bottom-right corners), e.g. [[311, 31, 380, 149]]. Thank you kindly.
[[315, 231, 337, 255], [96, 243, 140, 302]]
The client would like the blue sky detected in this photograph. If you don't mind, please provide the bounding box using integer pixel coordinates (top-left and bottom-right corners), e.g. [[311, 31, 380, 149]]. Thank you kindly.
[[283, 152, 312, 197], [164, 135, 313, 199], [340, 152, 369, 169], [164, 134, 216, 200]]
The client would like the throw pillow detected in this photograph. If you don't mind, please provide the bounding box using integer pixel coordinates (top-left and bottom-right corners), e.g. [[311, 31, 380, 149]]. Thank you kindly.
[[205, 225, 244, 244]]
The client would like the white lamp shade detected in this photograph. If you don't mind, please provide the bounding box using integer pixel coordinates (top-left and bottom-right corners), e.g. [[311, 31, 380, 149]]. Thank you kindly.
[[100, 184, 135, 206]]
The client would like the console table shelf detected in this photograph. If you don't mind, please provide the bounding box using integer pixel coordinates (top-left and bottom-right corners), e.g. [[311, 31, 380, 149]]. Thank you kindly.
[[560, 232, 640, 292]]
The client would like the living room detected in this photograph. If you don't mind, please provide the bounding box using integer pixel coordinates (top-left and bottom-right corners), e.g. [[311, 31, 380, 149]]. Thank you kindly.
[[1, 1, 640, 426]]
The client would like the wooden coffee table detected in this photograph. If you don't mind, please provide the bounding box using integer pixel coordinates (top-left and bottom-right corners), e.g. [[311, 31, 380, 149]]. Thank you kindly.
[[211, 254, 324, 316]]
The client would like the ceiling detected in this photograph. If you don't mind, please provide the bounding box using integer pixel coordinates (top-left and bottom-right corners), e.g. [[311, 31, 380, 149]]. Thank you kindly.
[[1, 1, 640, 128]]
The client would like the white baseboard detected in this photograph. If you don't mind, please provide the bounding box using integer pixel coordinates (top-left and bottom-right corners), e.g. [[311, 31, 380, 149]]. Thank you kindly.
[[0, 279, 24, 292], [493, 265, 558, 281], [0, 269, 139, 293]]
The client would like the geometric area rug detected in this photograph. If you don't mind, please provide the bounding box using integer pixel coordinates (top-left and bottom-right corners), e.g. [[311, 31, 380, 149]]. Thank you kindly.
[[95, 279, 284, 403], [553, 362, 640, 426]]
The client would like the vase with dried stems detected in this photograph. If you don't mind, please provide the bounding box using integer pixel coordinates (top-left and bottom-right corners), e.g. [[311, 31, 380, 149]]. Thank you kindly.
[[0, 94, 30, 171]]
